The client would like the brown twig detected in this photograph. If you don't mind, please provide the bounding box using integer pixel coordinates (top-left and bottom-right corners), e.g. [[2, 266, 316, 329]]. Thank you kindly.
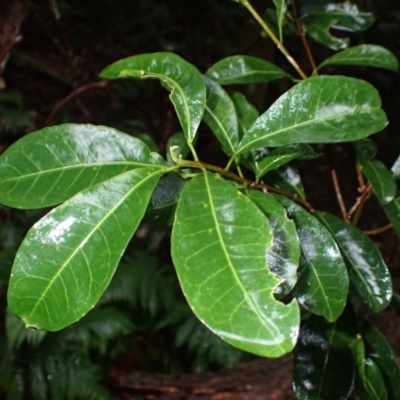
[[44, 80, 109, 126], [356, 164, 366, 191], [364, 223, 393, 236], [179, 159, 315, 213], [291, 0, 317, 73], [331, 169, 349, 222], [347, 181, 372, 224]]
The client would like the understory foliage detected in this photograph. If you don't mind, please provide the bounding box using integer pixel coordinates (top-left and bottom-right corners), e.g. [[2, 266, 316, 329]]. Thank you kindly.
[[0, 0, 400, 399]]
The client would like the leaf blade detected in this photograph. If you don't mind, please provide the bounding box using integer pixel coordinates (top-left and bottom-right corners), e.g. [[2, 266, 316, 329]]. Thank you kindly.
[[8, 168, 165, 331], [206, 56, 292, 85], [318, 44, 399, 71], [275, 196, 349, 322], [0, 124, 166, 209], [171, 173, 300, 357], [237, 76, 387, 155], [99, 52, 206, 144], [317, 212, 392, 313]]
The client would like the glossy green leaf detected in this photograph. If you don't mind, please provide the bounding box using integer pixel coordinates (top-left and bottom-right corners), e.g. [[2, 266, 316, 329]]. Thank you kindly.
[[293, 310, 357, 400], [275, 196, 349, 322], [230, 92, 259, 139], [383, 193, 400, 240], [254, 144, 318, 179], [272, 0, 287, 41], [0, 124, 166, 209], [356, 356, 388, 400], [353, 139, 377, 161], [206, 56, 291, 85], [249, 191, 300, 299], [171, 172, 300, 357], [236, 76, 387, 155], [303, 3, 375, 50], [363, 324, 400, 399], [391, 155, 400, 179], [166, 131, 190, 163], [144, 173, 186, 226], [99, 52, 206, 144], [202, 76, 239, 154], [317, 212, 392, 313], [358, 159, 397, 205], [8, 167, 166, 331], [265, 164, 305, 199], [318, 44, 399, 71]]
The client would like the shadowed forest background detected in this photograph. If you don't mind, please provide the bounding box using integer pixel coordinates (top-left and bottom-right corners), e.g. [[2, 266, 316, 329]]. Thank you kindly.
[[0, 0, 400, 399]]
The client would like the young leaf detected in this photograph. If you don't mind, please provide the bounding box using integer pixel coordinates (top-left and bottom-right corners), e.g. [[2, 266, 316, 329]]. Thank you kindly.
[[318, 44, 399, 72], [383, 193, 400, 240], [171, 172, 300, 358], [236, 76, 387, 155], [205, 55, 292, 85], [275, 196, 349, 322], [272, 0, 287, 41], [0, 124, 166, 209], [358, 159, 397, 205], [202, 76, 239, 154], [363, 324, 400, 399], [249, 191, 300, 299], [8, 167, 166, 331], [303, 3, 375, 50], [356, 357, 388, 400], [166, 131, 191, 164], [317, 212, 392, 313], [293, 311, 357, 400], [99, 52, 206, 144]]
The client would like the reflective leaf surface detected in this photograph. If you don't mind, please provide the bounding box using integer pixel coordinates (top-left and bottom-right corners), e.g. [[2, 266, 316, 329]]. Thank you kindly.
[[237, 76, 387, 155], [8, 168, 165, 331], [358, 159, 397, 205], [171, 173, 299, 357], [363, 324, 400, 399], [265, 164, 305, 199], [317, 212, 392, 313], [249, 191, 300, 299], [99, 52, 206, 144], [318, 44, 399, 71], [293, 310, 357, 400], [0, 124, 166, 209], [383, 193, 400, 240], [230, 92, 259, 139], [303, 3, 375, 50], [276, 196, 348, 322], [206, 56, 291, 85], [202, 76, 239, 154]]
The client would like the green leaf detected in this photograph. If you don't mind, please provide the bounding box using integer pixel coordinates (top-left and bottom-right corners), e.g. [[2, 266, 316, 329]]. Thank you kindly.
[[0, 124, 166, 209], [230, 92, 259, 139], [206, 56, 292, 85], [8, 167, 165, 331], [171, 172, 300, 357], [249, 191, 300, 299], [303, 3, 375, 50], [254, 144, 318, 179], [358, 159, 397, 205], [99, 52, 206, 144], [383, 193, 400, 240], [272, 0, 287, 41], [202, 76, 239, 154], [363, 324, 400, 399], [265, 164, 306, 199], [144, 173, 187, 226], [166, 131, 190, 163], [293, 311, 357, 400], [356, 357, 388, 400], [275, 196, 349, 322], [318, 44, 399, 71], [353, 139, 377, 160], [317, 212, 392, 313], [236, 76, 387, 155]]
